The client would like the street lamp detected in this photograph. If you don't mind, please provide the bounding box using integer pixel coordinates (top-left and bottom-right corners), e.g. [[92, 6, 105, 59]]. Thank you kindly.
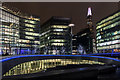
[[68, 24, 75, 55]]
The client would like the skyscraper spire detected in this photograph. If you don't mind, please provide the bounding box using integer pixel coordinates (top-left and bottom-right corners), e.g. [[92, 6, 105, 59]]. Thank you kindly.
[[87, 7, 92, 16], [87, 7, 92, 26], [86, 7, 97, 54]]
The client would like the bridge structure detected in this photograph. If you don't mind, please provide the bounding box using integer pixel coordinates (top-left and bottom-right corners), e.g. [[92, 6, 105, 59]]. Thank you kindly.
[[0, 54, 120, 80], [87, 53, 120, 59]]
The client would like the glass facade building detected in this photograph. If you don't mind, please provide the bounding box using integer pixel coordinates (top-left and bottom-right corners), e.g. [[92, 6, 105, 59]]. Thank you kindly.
[[0, 5, 40, 55], [19, 16, 40, 54], [96, 10, 120, 53], [0, 6, 20, 55], [40, 17, 72, 55]]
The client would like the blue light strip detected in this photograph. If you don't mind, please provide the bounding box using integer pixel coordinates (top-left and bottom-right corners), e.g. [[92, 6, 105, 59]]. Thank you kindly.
[[82, 55, 120, 62], [87, 53, 120, 56], [0, 54, 120, 63]]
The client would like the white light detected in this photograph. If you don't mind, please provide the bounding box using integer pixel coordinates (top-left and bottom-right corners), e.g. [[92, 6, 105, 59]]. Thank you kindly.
[[48, 37, 50, 39], [81, 33, 87, 37], [87, 7, 92, 16], [69, 24, 75, 26], [54, 29, 63, 31]]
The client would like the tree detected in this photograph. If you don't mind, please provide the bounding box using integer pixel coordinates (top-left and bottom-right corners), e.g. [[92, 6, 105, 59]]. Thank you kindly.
[[44, 46, 48, 54], [61, 46, 66, 55], [77, 44, 86, 54]]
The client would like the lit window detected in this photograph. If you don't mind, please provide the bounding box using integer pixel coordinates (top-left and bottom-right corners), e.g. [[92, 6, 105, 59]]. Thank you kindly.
[[25, 36, 35, 40], [51, 39, 65, 42], [53, 29, 63, 31], [52, 25, 68, 28], [25, 20, 36, 24], [25, 28, 34, 31], [34, 41, 40, 44], [25, 32, 39, 36], [97, 36, 101, 40], [19, 39, 30, 43], [25, 24, 35, 28], [51, 43, 64, 46]]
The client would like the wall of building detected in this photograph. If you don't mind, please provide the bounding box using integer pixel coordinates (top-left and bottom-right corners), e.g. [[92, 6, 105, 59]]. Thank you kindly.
[[0, 6, 20, 55], [0, 5, 40, 55], [19, 16, 40, 54], [40, 17, 72, 55], [72, 28, 93, 54], [96, 10, 120, 53]]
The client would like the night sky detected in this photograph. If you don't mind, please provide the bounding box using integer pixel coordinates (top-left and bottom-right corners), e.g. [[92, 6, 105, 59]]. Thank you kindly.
[[4, 2, 119, 34]]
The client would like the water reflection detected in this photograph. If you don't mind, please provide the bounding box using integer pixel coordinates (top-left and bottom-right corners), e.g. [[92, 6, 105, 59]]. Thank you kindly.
[[4, 59, 105, 76]]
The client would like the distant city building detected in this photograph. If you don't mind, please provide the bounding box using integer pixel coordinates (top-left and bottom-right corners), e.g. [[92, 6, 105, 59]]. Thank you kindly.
[[87, 7, 97, 54], [86, 7, 94, 54], [72, 28, 92, 54], [72, 35, 77, 54], [40, 16, 72, 55], [72, 7, 96, 54], [96, 10, 120, 53], [0, 4, 40, 55]]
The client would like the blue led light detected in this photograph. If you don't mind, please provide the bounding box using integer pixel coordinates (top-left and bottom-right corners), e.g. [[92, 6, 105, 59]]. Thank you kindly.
[[0, 54, 120, 63], [87, 53, 120, 56]]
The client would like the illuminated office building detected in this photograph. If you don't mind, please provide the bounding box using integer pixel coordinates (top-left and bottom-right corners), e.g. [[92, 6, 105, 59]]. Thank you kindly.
[[0, 5, 20, 55], [0, 4, 40, 55], [19, 16, 40, 54], [96, 10, 120, 53], [40, 16, 72, 55]]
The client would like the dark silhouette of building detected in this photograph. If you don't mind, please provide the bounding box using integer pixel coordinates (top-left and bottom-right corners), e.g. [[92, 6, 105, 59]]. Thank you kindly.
[[86, 7, 94, 54], [72, 28, 92, 54], [72, 35, 77, 54], [87, 7, 97, 53], [40, 16, 72, 55], [72, 7, 96, 54]]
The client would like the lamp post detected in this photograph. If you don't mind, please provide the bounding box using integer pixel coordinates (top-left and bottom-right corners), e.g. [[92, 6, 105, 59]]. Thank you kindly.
[[68, 24, 75, 55]]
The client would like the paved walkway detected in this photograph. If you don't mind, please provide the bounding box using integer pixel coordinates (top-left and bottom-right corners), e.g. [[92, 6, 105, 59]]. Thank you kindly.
[[98, 67, 120, 80]]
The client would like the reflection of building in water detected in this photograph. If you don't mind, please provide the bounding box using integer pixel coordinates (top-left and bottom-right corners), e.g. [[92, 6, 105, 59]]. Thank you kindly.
[[4, 59, 105, 76]]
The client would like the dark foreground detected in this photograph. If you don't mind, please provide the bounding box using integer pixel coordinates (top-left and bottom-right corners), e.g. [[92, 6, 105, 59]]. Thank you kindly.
[[2, 64, 120, 80]]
